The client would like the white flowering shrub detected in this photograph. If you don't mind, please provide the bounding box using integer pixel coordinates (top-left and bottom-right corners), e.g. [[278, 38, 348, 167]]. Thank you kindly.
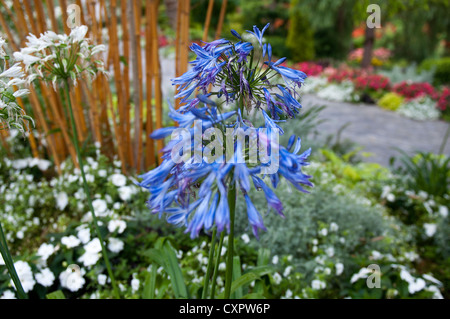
[[301, 76, 328, 94], [316, 81, 359, 103], [396, 96, 441, 121]]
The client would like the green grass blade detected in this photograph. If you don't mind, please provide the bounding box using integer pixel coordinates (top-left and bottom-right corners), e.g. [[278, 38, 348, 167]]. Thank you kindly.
[[46, 290, 66, 299], [218, 266, 273, 299], [231, 256, 242, 299], [161, 241, 188, 299]]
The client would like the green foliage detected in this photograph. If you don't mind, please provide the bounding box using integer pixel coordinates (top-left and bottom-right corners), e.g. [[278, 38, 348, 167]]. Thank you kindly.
[[286, 1, 315, 62], [394, 151, 450, 198], [420, 57, 450, 86], [392, 1, 450, 62], [377, 92, 404, 111], [46, 290, 65, 299], [296, 0, 356, 60], [263, 35, 291, 60], [143, 238, 188, 299], [379, 64, 435, 85]]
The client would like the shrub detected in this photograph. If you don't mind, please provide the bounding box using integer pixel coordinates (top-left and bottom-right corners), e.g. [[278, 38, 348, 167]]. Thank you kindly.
[[379, 64, 435, 85], [396, 96, 441, 121], [395, 152, 450, 199], [286, 1, 315, 62], [377, 92, 404, 111], [420, 58, 450, 86]]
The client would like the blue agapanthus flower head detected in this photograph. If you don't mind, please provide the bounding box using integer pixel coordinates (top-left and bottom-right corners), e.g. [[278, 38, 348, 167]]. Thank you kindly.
[[139, 25, 313, 239]]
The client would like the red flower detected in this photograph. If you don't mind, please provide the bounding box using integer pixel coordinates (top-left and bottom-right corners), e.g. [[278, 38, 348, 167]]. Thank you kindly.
[[354, 74, 390, 91], [438, 87, 450, 111], [295, 62, 323, 76], [393, 82, 439, 100], [327, 67, 365, 84]]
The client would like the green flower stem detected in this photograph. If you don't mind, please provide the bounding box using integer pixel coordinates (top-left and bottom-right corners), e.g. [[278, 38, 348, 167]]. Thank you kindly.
[[224, 182, 236, 299], [63, 80, 120, 299], [210, 231, 225, 299], [202, 228, 217, 299], [0, 222, 28, 299]]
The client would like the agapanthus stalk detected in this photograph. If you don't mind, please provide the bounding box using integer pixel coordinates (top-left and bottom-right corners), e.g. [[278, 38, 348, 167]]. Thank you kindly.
[[63, 80, 120, 299], [224, 182, 236, 299]]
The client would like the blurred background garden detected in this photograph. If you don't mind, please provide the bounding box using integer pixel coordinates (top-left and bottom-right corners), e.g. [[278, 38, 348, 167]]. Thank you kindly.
[[0, 0, 449, 299]]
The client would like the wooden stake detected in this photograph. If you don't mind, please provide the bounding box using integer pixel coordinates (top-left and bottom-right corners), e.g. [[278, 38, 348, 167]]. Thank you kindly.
[[215, 0, 228, 39], [150, 0, 163, 163], [45, 0, 59, 32], [202, 0, 214, 42], [145, 0, 155, 169]]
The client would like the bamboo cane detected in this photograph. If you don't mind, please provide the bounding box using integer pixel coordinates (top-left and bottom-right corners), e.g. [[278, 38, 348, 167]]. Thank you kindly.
[[45, 0, 59, 32], [129, 0, 144, 171], [104, 75, 127, 173], [215, 0, 228, 39], [145, 0, 155, 169], [107, 0, 130, 169], [150, 0, 163, 163], [202, 0, 214, 42], [0, 2, 20, 51], [120, 0, 132, 166], [59, 0, 70, 34], [34, 0, 48, 33], [9, 0, 28, 44], [22, 0, 38, 35]]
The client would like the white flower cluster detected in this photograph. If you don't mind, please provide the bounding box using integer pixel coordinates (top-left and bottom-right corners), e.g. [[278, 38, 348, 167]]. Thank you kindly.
[[4, 156, 51, 171], [13, 25, 107, 88], [316, 81, 357, 103], [0, 37, 34, 134], [396, 96, 441, 121], [350, 264, 443, 298], [301, 76, 328, 94]]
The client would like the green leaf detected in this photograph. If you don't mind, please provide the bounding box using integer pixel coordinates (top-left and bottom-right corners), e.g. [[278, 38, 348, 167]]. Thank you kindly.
[[231, 256, 243, 299], [161, 241, 188, 299], [119, 56, 128, 66], [242, 293, 266, 299], [46, 290, 66, 299], [218, 266, 274, 299], [143, 248, 165, 266], [142, 239, 188, 299], [142, 265, 157, 299], [257, 248, 271, 267]]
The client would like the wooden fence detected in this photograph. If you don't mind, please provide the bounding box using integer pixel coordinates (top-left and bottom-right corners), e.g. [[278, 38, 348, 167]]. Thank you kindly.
[[0, 0, 227, 174]]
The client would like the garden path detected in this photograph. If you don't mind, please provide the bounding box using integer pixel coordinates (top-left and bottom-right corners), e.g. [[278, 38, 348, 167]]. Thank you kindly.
[[303, 94, 450, 166]]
